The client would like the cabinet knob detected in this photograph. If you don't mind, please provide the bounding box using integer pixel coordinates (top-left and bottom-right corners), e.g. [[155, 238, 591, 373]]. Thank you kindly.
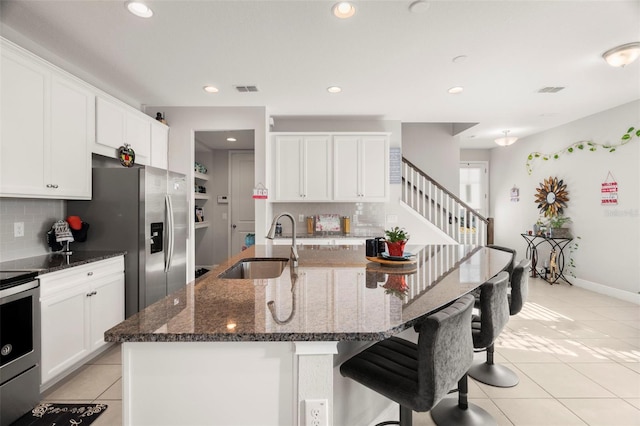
[[87, 272, 93, 276], [46, 184, 59, 188]]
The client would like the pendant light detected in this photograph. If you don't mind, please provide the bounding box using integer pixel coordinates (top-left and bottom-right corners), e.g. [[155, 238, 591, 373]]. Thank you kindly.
[[495, 130, 518, 147]]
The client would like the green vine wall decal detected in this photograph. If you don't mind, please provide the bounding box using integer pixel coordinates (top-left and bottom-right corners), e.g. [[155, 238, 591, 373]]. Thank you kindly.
[[526, 127, 640, 175]]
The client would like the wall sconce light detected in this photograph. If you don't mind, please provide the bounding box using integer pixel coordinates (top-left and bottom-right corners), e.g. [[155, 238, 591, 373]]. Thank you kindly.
[[495, 130, 518, 147], [602, 42, 640, 67]]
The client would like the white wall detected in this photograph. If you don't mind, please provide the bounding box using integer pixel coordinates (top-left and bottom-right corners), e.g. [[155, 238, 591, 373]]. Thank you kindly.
[[145, 106, 267, 280], [401, 123, 460, 195], [490, 100, 640, 298]]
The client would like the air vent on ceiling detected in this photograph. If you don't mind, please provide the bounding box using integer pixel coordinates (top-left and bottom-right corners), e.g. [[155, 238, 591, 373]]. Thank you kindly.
[[234, 85, 259, 92], [538, 86, 565, 93]]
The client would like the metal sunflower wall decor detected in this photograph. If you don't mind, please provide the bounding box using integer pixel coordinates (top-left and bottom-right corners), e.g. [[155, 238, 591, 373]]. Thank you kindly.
[[535, 176, 569, 217]]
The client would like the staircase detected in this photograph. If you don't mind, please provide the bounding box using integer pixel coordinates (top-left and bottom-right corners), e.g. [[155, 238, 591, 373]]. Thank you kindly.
[[402, 158, 493, 246]]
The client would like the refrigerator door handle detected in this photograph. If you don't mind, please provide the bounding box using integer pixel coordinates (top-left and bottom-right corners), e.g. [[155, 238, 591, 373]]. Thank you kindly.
[[165, 194, 175, 273]]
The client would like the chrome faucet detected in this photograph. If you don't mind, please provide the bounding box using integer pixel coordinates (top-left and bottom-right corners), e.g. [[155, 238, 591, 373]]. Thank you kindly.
[[266, 212, 299, 267]]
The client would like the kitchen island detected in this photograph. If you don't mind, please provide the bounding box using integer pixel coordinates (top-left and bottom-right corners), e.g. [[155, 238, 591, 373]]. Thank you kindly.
[[106, 243, 511, 426]]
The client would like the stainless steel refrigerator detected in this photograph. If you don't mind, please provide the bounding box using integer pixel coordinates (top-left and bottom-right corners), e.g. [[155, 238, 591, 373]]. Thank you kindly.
[[68, 166, 188, 318]]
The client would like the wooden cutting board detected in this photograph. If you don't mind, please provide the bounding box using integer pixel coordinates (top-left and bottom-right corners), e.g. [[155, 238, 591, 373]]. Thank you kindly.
[[366, 256, 417, 266]]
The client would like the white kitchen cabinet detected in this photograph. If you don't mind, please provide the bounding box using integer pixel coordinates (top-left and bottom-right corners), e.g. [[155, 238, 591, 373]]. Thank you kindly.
[[274, 135, 332, 201], [0, 40, 93, 199], [151, 120, 169, 169], [334, 134, 389, 201], [39, 256, 124, 387], [95, 95, 151, 165]]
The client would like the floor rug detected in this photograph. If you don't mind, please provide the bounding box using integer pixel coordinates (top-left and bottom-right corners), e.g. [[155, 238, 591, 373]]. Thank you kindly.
[[11, 403, 108, 426]]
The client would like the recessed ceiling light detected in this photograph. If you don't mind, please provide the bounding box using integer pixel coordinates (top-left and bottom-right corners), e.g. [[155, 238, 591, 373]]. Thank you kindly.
[[203, 85, 219, 93], [226, 137, 237, 142], [448, 86, 464, 94], [332, 2, 356, 19], [408, 1, 430, 14], [125, 1, 153, 18], [327, 86, 342, 93]]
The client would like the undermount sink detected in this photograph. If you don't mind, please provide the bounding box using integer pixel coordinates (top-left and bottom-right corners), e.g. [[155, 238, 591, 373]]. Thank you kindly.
[[218, 257, 289, 280]]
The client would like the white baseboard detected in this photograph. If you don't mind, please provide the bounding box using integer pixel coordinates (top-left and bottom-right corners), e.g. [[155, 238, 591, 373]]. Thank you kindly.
[[573, 277, 640, 305]]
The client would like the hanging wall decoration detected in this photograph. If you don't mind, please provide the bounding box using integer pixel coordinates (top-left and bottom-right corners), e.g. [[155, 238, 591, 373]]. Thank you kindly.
[[525, 126, 639, 174], [510, 185, 520, 202], [534, 176, 569, 217], [252, 182, 268, 199], [118, 144, 136, 167], [601, 171, 618, 205]]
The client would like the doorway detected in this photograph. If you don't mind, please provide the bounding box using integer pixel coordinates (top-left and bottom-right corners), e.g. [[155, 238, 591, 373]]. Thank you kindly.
[[229, 151, 255, 256], [193, 130, 255, 268], [459, 161, 488, 217]]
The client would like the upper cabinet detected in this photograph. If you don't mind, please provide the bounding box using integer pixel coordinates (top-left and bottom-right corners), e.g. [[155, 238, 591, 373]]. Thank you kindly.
[[274, 135, 332, 201], [272, 133, 389, 202], [0, 40, 93, 199], [95, 96, 151, 165], [334, 135, 389, 202]]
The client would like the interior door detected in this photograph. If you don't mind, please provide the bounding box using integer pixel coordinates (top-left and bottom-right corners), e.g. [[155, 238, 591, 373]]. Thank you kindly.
[[459, 161, 488, 218], [229, 151, 255, 256]]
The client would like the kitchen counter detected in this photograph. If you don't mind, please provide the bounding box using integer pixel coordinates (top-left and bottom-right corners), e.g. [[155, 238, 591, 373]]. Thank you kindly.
[[0, 250, 126, 274], [106, 243, 511, 426], [105, 244, 510, 342]]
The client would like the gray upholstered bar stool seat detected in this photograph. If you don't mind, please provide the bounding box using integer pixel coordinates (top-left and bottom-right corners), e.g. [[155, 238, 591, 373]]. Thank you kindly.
[[469, 259, 531, 388], [340, 294, 496, 426]]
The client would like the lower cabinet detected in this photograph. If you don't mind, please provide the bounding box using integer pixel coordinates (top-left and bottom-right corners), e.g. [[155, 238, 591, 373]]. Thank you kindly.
[[39, 256, 124, 387]]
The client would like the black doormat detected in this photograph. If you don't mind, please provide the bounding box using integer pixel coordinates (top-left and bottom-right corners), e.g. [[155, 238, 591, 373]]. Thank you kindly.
[[11, 403, 108, 426]]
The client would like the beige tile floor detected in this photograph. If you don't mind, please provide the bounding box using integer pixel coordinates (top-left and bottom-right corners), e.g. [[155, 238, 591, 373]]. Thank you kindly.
[[39, 277, 640, 426]]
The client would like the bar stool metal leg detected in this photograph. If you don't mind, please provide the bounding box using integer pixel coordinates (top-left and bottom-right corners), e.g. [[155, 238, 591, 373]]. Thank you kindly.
[[468, 343, 519, 387], [430, 374, 497, 426]]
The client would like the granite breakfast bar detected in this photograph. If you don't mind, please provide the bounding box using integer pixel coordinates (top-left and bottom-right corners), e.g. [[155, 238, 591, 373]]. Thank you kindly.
[[105, 243, 511, 426]]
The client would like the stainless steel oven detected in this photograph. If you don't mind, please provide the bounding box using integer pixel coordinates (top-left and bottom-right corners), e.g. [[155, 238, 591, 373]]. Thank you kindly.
[[0, 271, 40, 426]]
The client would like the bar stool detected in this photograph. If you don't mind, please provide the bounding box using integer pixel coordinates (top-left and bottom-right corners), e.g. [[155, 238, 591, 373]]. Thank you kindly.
[[467, 270, 516, 388], [340, 294, 496, 426]]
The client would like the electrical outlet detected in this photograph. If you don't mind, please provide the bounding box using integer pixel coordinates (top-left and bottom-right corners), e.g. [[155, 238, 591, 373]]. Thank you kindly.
[[305, 399, 328, 426], [299, 214, 305, 222], [14, 222, 24, 237]]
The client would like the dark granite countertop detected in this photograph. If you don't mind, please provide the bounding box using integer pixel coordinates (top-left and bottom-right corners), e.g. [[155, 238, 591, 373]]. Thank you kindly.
[[0, 251, 127, 275], [105, 244, 511, 343]]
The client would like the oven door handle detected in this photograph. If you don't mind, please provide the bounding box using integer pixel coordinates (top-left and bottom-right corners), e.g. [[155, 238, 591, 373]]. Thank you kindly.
[[0, 279, 39, 300]]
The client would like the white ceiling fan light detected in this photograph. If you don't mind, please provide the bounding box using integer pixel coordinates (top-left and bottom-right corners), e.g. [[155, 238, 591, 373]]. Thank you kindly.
[[494, 130, 518, 147], [332, 2, 356, 19], [602, 42, 640, 67], [125, 1, 153, 18]]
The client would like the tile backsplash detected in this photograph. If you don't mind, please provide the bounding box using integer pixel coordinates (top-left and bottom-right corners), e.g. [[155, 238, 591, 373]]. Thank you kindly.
[[271, 202, 385, 237], [0, 198, 64, 261]]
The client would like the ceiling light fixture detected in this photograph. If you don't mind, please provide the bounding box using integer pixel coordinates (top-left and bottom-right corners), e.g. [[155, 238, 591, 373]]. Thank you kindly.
[[203, 85, 219, 93], [602, 42, 640, 67], [125, 1, 153, 18], [226, 137, 236, 142], [495, 130, 518, 147], [327, 86, 342, 93], [332, 2, 356, 19], [448, 86, 464, 94]]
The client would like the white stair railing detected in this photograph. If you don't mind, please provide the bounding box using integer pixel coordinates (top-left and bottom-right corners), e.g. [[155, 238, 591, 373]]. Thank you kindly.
[[402, 158, 492, 246]]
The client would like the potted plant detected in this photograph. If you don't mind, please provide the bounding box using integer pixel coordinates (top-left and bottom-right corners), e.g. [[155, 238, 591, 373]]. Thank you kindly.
[[384, 226, 410, 257], [547, 215, 572, 238]]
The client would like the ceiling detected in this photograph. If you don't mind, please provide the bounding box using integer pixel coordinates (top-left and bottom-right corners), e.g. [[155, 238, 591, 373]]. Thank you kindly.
[[195, 129, 255, 151], [1, 0, 638, 149]]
